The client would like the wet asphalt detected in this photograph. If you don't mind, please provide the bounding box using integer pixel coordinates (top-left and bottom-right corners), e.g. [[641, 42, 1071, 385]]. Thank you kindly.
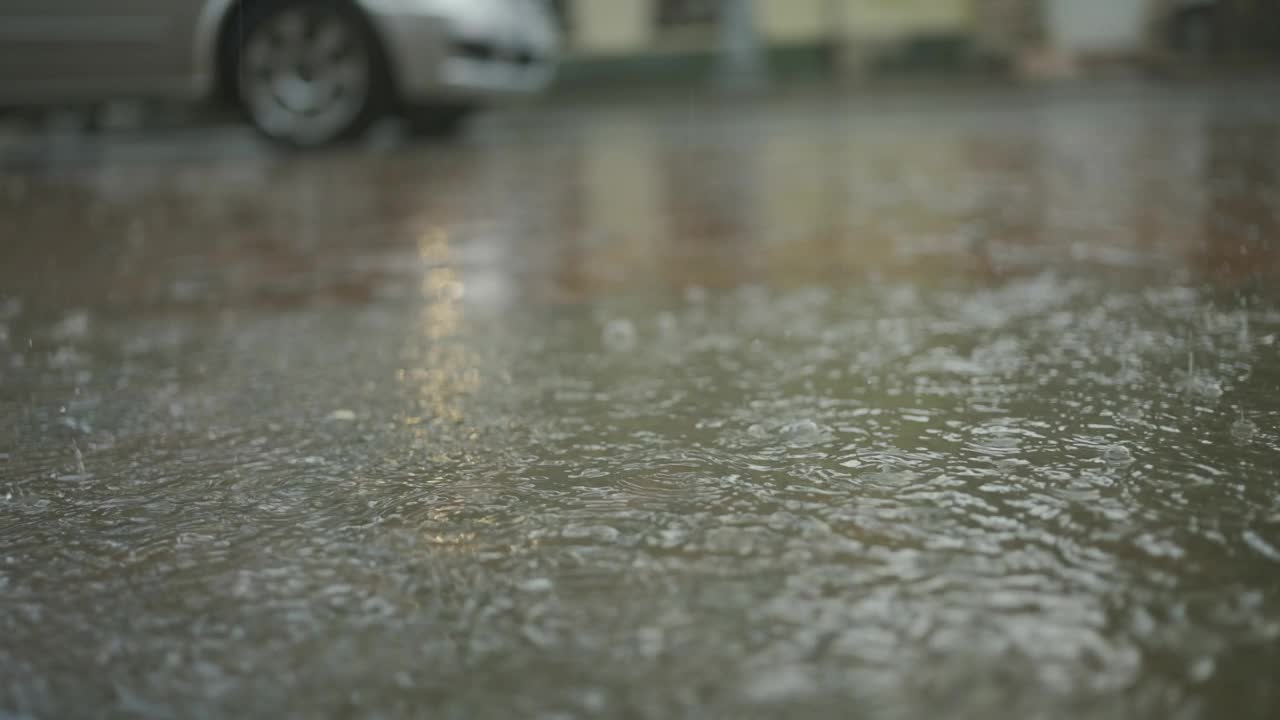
[[3, 81, 1280, 718]]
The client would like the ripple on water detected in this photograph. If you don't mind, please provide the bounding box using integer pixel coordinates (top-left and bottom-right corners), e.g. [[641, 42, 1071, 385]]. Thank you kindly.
[[780, 419, 827, 445], [13, 252, 1280, 717], [742, 418, 832, 447], [1103, 444, 1134, 466], [615, 467, 734, 506], [559, 525, 621, 544], [1230, 417, 1258, 443], [994, 457, 1030, 473], [967, 424, 1025, 457]]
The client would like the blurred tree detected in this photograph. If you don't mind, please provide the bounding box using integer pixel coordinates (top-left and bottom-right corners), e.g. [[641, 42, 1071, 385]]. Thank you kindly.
[[656, 0, 720, 27]]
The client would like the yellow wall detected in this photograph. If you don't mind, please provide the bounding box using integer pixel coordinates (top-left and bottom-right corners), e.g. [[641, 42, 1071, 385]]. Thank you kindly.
[[838, 0, 974, 39], [757, 0, 828, 43], [758, 0, 979, 44], [567, 0, 977, 55], [570, 0, 653, 54]]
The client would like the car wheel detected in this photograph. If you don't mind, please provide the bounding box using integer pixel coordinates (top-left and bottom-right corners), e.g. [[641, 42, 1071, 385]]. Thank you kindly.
[[236, 0, 388, 147], [404, 105, 474, 138]]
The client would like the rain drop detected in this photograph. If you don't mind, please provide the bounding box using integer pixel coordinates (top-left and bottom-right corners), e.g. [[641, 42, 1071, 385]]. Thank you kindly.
[[51, 310, 89, 341], [784, 419, 820, 436], [1231, 416, 1258, 443], [985, 435, 1020, 451], [561, 524, 620, 544], [684, 286, 707, 304], [1118, 403, 1144, 422], [1187, 376, 1223, 401], [1103, 444, 1133, 465], [1183, 351, 1222, 400], [994, 457, 1025, 473], [602, 318, 637, 352], [1189, 657, 1216, 683], [780, 419, 826, 445], [516, 577, 553, 593], [656, 311, 678, 337]]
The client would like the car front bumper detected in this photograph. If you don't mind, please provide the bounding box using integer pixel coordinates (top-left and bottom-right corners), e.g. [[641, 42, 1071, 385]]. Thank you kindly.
[[359, 0, 557, 104]]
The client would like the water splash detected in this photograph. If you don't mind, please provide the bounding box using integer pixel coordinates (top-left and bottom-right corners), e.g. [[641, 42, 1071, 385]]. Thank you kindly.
[[1230, 411, 1258, 443], [1183, 350, 1223, 401], [602, 318, 638, 352], [1103, 444, 1134, 466]]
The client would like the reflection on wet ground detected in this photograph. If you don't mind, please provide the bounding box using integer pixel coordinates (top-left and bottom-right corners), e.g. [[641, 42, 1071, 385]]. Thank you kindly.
[[2, 83, 1280, 718]]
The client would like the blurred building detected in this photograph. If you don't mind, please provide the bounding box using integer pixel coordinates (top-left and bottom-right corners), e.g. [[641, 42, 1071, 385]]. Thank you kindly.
[[554, 0, 995, 86], [549, 0, 1279, 88], [1150, 0, 1280, 62]]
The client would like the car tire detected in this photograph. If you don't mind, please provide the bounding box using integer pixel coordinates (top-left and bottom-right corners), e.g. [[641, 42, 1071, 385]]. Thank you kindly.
[[234, 0, 389, 147], [404, 104, 474, 138]]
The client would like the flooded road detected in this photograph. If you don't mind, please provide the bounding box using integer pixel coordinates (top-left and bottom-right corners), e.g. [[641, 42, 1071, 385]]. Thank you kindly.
[[2, 84, 1280, 718]]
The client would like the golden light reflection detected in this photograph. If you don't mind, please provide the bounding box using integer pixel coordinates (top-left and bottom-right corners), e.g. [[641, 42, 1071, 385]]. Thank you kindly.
[[399, 229, 482, 441]]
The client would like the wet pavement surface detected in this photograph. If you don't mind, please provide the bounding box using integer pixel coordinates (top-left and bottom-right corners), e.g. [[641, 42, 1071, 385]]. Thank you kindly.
[[2, 83, 1280, 718]]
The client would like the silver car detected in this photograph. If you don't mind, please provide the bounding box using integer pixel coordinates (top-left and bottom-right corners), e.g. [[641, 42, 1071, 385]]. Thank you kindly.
[[0, 0, 560, 146]]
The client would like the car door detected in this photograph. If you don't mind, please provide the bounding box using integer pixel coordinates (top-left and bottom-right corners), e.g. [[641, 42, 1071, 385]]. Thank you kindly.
[[0, 0, 205, 106]]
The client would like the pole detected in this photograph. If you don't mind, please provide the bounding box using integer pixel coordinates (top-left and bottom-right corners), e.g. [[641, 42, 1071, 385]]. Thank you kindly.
[[718, 0, 767, 93]]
